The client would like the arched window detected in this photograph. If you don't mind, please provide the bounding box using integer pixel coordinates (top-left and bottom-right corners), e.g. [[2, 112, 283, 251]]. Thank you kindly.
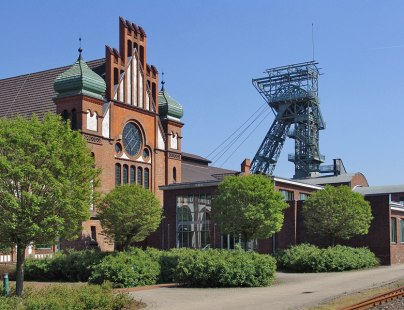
[[127, 40, 133, 57], [137, 167, 143, 186], [71, 109, 77, 130], [130, 166, 136, 184], [140, 45, 145, 66], [115, 163, 121, 187], [152, 82, 157, 106], [171, 132, 178, 149], [173, 167, 177, 183], [144, 168, 149, 190], [114, 68, 119, 86], [123, 165, 128, 184]]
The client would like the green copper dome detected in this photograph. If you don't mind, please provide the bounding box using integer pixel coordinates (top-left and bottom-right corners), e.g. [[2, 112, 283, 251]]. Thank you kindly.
[[158, 84, 184, 121], [54, 53, 106, 100]]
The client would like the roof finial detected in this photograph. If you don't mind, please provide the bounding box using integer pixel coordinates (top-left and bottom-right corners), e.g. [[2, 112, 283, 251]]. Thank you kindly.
[[78, 36, 83, 60], [161, 71, 165, 91]]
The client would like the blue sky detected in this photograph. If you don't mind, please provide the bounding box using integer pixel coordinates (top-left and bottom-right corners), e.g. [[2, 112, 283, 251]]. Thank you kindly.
[[1, 1, 404, 186]]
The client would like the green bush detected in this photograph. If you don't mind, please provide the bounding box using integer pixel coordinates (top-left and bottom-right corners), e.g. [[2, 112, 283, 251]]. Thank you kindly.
[[89, 248, 160, 288], [172, 248, 276, 287], [275, 244, 322, 272], [276, 244, 379, 272], [0, 283, 132, 310], [24, 247, 278, 288], [25, 250, 107, 282]]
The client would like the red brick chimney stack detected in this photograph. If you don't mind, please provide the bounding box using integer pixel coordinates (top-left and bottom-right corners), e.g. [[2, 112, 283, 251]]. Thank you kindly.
[[241, 158, 251, 174]]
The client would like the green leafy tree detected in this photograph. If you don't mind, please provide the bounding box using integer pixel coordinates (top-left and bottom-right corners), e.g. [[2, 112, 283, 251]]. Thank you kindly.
[[212, 174, 288, 250], [0, 113, 98, 296], [98, 185, 163, 251], [302, 185, 373, 245]]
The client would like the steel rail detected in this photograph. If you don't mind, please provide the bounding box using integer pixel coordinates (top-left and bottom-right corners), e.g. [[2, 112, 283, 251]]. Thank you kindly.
[[342, 286, 404, 310]]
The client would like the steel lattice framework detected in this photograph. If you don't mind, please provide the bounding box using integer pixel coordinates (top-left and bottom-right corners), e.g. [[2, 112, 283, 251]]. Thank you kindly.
[[250, 61, 326, 178]]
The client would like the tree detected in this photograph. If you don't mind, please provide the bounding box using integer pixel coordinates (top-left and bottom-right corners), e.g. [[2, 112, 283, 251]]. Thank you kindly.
[[0, 113, 98, 296], [212, 174, 288, 250], [302, 185, 373, 246], [98, 184, 163, 251]]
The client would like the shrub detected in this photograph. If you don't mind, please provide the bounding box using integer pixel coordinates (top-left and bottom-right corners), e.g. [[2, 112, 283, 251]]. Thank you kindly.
[[319, 245, 379, 272], [89, 248, 160, 288], [172, 248, 276, 287], [276, 244, 379, 272], [0, 283, 133, 310], [275, 244, 322, 272], [25, 250, 107, 282]]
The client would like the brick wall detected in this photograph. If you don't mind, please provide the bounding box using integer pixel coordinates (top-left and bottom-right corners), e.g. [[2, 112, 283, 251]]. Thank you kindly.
[[390, 209, 404, 264]]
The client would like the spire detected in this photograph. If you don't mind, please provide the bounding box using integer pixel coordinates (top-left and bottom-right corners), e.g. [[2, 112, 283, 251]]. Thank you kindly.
[[78, 37, 83, 61], [161, 72, 165, 91]]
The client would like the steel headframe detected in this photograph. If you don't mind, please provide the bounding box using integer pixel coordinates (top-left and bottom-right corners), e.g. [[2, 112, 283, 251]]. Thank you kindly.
[[250, 61, 326, 178]]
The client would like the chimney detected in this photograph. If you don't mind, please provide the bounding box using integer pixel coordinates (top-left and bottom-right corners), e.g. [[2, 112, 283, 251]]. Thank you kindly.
[[241, 159, 251, 175]]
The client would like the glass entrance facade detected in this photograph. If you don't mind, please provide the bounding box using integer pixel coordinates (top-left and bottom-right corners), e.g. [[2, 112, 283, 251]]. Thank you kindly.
[[176, 194, 211, 249]]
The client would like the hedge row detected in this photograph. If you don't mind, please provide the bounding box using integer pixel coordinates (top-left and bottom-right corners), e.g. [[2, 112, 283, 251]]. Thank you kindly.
[[25, 247, 276, 288], [25, 245, 379, 287], [24, 250, 107, 282], [276, 244, 379, 272], [0, 283, 132, 310]]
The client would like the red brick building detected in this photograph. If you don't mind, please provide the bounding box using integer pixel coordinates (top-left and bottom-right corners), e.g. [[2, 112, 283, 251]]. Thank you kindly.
[[351, 186, 404, 265], [0, 17, 403, 265], [0, 17, 184, 256]]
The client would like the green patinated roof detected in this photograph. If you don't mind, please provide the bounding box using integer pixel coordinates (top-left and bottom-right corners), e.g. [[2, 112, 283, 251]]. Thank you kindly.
[[158, 87, 184, 120], [54, 54, 106, 100]]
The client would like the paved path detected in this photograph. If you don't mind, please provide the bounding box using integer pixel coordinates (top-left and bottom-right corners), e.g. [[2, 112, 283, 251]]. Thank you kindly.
[[130, 264, 404, 310]]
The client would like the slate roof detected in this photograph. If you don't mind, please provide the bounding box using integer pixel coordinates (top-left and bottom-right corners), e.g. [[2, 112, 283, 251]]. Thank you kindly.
[[296, 173, 358, 186], [0, 59, 105, 118], [354, 185, 404, 196], [181, 161, 239, 183], [182, 152, 211, 165]]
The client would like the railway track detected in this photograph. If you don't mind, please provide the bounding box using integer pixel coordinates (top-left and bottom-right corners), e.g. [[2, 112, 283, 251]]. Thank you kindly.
[[342, 286, 404, 310]]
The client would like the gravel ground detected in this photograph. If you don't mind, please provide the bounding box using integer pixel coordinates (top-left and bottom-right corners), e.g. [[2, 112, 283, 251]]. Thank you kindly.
[[369, 297, 404, 310]]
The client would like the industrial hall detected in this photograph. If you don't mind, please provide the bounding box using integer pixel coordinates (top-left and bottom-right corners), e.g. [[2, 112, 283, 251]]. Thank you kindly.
[[0, 17, 403, 265]]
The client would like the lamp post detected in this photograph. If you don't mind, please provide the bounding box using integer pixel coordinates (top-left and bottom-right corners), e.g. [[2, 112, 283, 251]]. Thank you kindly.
[[3, 273, 9, 297]]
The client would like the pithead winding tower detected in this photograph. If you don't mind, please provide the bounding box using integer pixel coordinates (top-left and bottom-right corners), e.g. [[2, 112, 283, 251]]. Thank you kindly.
[[250, 61, 326, 178]]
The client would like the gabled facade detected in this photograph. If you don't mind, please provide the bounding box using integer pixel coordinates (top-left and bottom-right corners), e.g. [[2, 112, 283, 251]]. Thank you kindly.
[[0, 17, 184, 253], [51, 17, 184, 250]]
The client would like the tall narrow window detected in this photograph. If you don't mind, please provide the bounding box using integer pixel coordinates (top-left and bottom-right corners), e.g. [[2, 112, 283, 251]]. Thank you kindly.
[[123, 165, 128, 184], [137, 167, 143, 186], [173, 167, 177, 183], [114, 68, 119, 86], [391, 217, 397, 243], [140, 45, 145, 66], [144, 168, 149, 190], [401, 219, 404, 243], [152, 82, 157, 106], [115, 163, 121, 187], [127, 40, 133, 57], [130, 166, 136, 184], [90, 226, 97, 242]]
